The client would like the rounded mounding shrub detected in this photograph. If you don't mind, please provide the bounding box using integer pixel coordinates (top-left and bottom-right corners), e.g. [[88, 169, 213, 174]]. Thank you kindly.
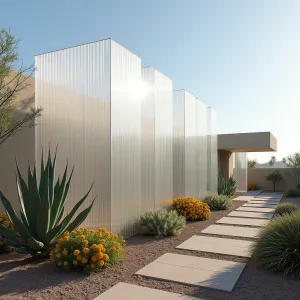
[[285, 188, 300, 198], [140, 209, 185, 238], [248, 184, 257, 191], [172, 198, 211, 221], [274, 202, 299, 217], [203, 194, 233, 210], [252, 211, 300, 277]]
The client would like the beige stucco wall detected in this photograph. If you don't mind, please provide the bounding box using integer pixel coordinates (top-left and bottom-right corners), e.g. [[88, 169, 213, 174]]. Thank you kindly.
[[218, 150, 233, 179], [0, 71, 35, 212], [248, 168, 296, 192]]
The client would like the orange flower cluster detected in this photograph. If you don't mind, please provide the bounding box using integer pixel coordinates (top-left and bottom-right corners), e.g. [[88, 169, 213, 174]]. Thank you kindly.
[[248, 184, 257, 190], [0, 213, 14, 252], [172, 198, 211, 221], [50, 227, 125, 274]]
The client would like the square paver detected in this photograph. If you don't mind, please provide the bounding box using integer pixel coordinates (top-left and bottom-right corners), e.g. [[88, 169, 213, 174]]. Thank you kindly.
[[216, 217, 269, 227], [176, 235, 253, 257], [228, 211, 273, 219], [243, 203, 277, 208], [248, 200, 280, 204], [201, 224, 260, 238], [236, 207, 275, 213], [135, 253, 246, 292], [255, 196, 282, 200], [233, 196, 255, 201], [94, 282, 203, 300], [245, 190, 263, 196]]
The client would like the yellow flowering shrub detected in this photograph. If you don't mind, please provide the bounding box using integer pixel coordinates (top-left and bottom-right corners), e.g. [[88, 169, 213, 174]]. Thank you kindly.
[[248, 184, 257, 190], [172, 198, 211, 221], [0, 213, 14, 252], [50, 227, 125, 274]]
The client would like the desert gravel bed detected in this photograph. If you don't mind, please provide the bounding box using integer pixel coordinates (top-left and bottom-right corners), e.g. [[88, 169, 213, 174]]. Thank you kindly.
[[1, 198, 300, 300]]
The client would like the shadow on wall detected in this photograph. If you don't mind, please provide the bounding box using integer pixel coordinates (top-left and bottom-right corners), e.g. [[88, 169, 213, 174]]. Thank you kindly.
[[248, 168, 296, 192]]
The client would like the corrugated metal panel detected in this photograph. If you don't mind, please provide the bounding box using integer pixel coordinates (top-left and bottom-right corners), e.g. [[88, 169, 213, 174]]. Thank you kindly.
[[233, 152, 248, 192], [110, 40, 142, 237], [173, 91, 185, 198], [207, 107, 218, 194], [35, 39, 112, 230], [196, 99, 207, 199], [185, 91, 198, 198]]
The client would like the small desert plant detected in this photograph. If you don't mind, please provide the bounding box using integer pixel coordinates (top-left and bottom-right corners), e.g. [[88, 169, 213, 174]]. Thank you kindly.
[[274, 203, 299, 217], [218, 174, 236, 197], [252, 211, 300, 277], [203, 194, 232, 210], [285, 188, 300, 198], [0, 213, 14, 253], [50, 227, 125, 274], [248, 183, 257, 191], [0, 149, 95, 257], [139, 209, 185, 238], [265, 170, 283, 192], [172, 198, 211, 221]]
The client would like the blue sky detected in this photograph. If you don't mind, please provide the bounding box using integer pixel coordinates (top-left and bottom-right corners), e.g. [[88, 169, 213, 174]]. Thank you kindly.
[[2, 0, 299, 162]]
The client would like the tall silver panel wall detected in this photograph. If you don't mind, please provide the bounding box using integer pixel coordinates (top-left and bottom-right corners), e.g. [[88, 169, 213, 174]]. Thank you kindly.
[[141, 67, 173, 210], [207, 107, 218, 194], [233, 152, 248, 192], [35, 39, 142, 238], [173, 90, 208, 199]]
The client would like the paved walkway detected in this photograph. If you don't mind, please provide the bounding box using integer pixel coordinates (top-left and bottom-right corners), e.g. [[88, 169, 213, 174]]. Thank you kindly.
[[94, 191, 282, 299]]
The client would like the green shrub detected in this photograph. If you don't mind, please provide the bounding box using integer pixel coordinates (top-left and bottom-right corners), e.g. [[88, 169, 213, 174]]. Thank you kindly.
[[252, 211, 300, 277], [0, 213, 14, 253], [218, 174, 236, 197], [203, 194, 233, 210], [140, 209, 185, 238], [265, 170, 283, 192], [285, 188, 300, 198], [274, 202, 299, 217], [0, 149, 95, 257]]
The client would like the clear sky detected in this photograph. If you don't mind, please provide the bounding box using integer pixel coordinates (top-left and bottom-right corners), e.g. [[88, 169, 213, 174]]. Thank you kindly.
[[2, 0, 299, 162]]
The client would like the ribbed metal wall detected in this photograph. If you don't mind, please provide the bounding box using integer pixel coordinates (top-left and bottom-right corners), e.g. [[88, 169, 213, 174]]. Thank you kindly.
[[35, 39, 112, 230], [110, 41, 142, 237], [173, 91, 185, 198], [207, 107, 218, 194], [142, 67, 173, 210], [196, 99, 208, 199], [233, 152, 248, 192]]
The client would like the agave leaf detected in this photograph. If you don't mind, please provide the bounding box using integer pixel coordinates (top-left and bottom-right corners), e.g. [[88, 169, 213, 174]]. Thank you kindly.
[[0, 237, 24, 248], [59, 166, 74, 212], [36, 189, 51, 242], [49, 147, 57, 206], [16, 162, 30, 219], [0, 223, 17, 239], [20, 211, 30, 230], [15, 247, 40, 256], [54, 206, 64, 227]]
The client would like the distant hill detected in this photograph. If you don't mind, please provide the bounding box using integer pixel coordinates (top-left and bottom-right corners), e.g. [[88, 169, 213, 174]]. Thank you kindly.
[[257, 161, 286, 168]]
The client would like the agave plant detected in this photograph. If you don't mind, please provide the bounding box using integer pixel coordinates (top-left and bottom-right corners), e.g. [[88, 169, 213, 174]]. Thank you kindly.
[[218, 174, 236, 197], [0, 149, 95, 256]]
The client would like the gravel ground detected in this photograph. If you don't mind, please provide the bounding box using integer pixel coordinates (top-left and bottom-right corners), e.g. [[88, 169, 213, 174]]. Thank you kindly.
[[1, 198, 300, 300]]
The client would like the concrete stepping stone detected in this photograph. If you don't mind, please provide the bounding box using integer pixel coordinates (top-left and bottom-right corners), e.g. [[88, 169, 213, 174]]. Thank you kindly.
[[248, 200, 280, 204], [243, 203, 277, 208], [228, 211, 273, 219], [236, 207, 275, 213], [233, 196, 255, 201], [135, 253, 246, 292], [255, 196, 282, 200], [201, 224, 259, 238], [217, 217, 269, 227], [244, 190, 263, 196], [94, 282, 203, 300], [176, 235, 253, 257]]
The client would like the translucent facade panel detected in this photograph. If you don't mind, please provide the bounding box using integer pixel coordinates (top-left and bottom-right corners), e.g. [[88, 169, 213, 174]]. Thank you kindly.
[[35, 39, 112, 230], [142, 67, 173, 210], [196, 99, 208, 198], [185, 92, 198, 198], [173, 91, 185, 198], [233, 152, 248, 192], [207, 107, 218, 194], [110, 41, 142, 237]]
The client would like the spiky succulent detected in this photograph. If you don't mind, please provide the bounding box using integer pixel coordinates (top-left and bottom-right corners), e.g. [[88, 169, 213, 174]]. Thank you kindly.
[[0, 149, 95, 256]]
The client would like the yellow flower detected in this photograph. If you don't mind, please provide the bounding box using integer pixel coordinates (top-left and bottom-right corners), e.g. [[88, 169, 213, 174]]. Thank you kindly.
[[56, 253, 61, 258], [73, 260, 78, 265], [91, 244, 98, 250], [90, 263, 96, 269], [80, 235, 86, 240], [91, 255, 98, 262], [83, 248, 90, 254], [57, 238, 64, 244], [58, 261, 62, 266], [103, 254, 109, 261], [63, 261, 68, 266], [97, 260, 105, 267], [96, 252, 103, 260], [111, 248, 116, 253], [81, 257, 88, 264], [62, 249, 68, 256], [83, 240, 89, 246], [63, 236, 69, 241], [63, 231, 69, 237], [97, 244, 104, 251], [76, 255, 82, 261], [73, 250, 80, 256]]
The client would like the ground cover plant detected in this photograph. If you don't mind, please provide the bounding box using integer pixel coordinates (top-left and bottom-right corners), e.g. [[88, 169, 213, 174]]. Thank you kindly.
[[285, 188, 300, 198], [274, 202, 299, 217], [172, 198, 211, 221], [0, 213, 14, 252], [140, 209, 185, 238], [203, 194, 232, 210]]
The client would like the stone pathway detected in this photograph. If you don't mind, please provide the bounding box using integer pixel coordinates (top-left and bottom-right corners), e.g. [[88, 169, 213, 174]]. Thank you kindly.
[[93, 191, 282, 299]]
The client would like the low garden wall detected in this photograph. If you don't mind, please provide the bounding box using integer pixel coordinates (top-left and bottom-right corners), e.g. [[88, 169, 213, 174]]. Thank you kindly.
[[248, 168, 296, 192]]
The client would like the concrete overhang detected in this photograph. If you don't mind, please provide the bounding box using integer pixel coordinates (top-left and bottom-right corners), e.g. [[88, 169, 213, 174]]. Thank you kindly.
[[218, 132, 277, 152]]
